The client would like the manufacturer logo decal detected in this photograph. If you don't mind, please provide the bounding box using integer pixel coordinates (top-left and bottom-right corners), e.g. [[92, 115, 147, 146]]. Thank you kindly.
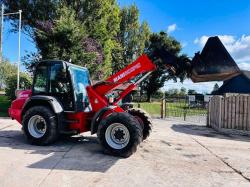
[[113, 62, 141, 82]]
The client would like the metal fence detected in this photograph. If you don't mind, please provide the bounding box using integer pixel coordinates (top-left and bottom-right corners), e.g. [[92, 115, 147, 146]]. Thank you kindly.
[[164, 96, 207, 124], [134, 96, 208, 124]]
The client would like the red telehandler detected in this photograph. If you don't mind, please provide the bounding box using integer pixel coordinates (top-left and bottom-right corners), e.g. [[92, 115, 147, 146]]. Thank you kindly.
[[9, 36, 240, 157]]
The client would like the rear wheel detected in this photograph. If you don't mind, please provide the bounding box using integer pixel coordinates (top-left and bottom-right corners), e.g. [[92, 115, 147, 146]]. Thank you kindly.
[[22, 106, 58, 145], [97, 112, 142, 157], [128, 108, 153, 140]]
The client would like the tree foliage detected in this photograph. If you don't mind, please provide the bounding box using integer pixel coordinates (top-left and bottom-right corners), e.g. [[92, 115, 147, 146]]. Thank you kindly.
[[2, 0, 121, 78], [142, 32, 186, 101], [71, 0, 121, 77], [0, 60, 17, 89], [180, 87, 187, 96], [2, 1, 190, 98], [188, 89, 197, 95], [165, 87, 187, 97], [34, 7, 104, 78], [212, 83, 220, 93], [113, 5, 151, 72], [5, 73, 32, 100]]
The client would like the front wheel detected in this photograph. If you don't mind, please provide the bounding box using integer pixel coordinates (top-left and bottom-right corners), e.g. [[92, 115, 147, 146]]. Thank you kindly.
[[22, 106, 58, 145], [97, 112, 142, 157]]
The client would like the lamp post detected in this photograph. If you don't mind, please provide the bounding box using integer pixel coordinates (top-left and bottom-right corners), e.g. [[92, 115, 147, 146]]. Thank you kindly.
[[0, 4, 4, 63], [17, 10, 22, 90], [0, 4, 22, 89]]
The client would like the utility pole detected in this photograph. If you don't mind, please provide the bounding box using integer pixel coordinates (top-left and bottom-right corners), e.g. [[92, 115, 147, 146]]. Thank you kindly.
[[17, 10, 22, 90], [0, 4, 4, 63], [1, 7, 22, 89]]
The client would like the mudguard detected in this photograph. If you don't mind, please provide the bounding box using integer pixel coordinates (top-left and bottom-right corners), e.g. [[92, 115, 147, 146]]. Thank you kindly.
[[22, 96, 63, 116], [90, 106, 121, 135], [21, 95, 66, 132]]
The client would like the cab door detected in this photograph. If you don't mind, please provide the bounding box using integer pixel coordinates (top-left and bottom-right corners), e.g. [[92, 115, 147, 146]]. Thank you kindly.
[[48, 62, 74, 111]]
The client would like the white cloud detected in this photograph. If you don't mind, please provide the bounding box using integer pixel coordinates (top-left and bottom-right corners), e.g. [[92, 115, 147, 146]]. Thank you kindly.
[[163, 79, 222, 94], [181, 41, 188, 48], [194, 35, 250, 65], [238, 62, 250, 71], [167, 24, 177, 33]]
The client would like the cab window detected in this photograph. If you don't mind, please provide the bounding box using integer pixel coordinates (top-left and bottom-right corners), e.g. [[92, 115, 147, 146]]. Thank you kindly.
[[49, 63, 73, 110], [33, 66, 48, 94], [69, 66, 91, 112], [49, 63, 70, 94]]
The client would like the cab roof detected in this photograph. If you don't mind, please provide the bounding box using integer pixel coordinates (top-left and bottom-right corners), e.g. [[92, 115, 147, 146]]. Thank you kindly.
[[36, 60, 88, 71]]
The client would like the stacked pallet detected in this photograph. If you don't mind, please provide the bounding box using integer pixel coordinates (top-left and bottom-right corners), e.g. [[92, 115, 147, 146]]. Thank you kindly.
[[208, 94, 250, 131]]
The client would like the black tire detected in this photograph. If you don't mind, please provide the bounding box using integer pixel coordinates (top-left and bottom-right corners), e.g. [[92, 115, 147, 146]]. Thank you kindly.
[[128, 108, 153, 140], [97, 112, 143, 158], [22, 106, 58, 145]]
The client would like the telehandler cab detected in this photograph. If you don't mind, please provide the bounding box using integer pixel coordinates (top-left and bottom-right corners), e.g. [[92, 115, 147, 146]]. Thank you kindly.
[[9, 36, 240, 157]]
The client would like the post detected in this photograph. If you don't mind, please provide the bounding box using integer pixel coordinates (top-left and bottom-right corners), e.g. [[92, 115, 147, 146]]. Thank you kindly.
[[164, 98, 167, 118], [17, 10, 22, 89], [161, 99, 164, 119], [207, 100, 210, 127], [0, 4, 4, 63], [161, 93, 165, 119]]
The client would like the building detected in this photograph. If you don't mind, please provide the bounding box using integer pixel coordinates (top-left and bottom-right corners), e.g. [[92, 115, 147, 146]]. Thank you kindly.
[[212, 71, 250, 95]]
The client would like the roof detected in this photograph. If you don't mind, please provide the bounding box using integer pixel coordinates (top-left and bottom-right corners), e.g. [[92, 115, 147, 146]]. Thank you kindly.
[[212, 70, 250, 95], [36, 60, 88, 71], [242, 70, 250, 80]]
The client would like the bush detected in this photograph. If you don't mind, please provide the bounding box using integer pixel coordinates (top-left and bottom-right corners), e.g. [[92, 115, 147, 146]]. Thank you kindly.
[[5, 73, 32, 100], [0, 60, 17, 89]]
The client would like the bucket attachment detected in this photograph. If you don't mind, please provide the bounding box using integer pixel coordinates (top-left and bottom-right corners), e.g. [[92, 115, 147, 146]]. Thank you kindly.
[[190, 36, 240, 82]]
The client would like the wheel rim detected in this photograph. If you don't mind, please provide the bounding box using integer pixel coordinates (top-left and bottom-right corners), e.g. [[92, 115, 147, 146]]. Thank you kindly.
[[28, 115, 47, 138], [105, 123, 130, 149]]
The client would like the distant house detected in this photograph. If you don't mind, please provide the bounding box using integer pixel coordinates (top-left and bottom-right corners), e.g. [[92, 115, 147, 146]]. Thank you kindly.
[[212, 70, 250, 95]]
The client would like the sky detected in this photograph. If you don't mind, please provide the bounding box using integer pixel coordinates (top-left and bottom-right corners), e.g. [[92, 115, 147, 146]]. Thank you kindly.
[[2, 0, 250, 93]]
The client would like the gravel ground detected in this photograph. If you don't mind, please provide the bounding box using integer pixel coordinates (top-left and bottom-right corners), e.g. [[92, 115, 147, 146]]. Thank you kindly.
[[0, 118, 250, 187]]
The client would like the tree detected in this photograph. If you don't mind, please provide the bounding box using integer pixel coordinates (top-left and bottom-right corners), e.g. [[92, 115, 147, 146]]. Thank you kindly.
[[188, 89, 197, 95], [179, 87, 187, 96], [5, 73, 32, 100], [72, 0, 121, 77], [212, 83, 220, 93], [141, 31, 185, 102], [117, 5, 140, 66], [33, 7, 104, 78], [2, 0, 121, 78], [138, 21, 151, 56], [166, 88, 179, 97], [1, 0, 58, 36], [152, 90, 164, 99], [0, 60, 17, 89], [113, 5, 151, 72]]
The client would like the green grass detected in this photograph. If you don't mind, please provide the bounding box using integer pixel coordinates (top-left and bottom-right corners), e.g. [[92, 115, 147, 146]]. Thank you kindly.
[[0, 95, 11, 117], [166, 102, 207, 117], [135, 102, 207, 117], [136, 102, 161, 116]]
